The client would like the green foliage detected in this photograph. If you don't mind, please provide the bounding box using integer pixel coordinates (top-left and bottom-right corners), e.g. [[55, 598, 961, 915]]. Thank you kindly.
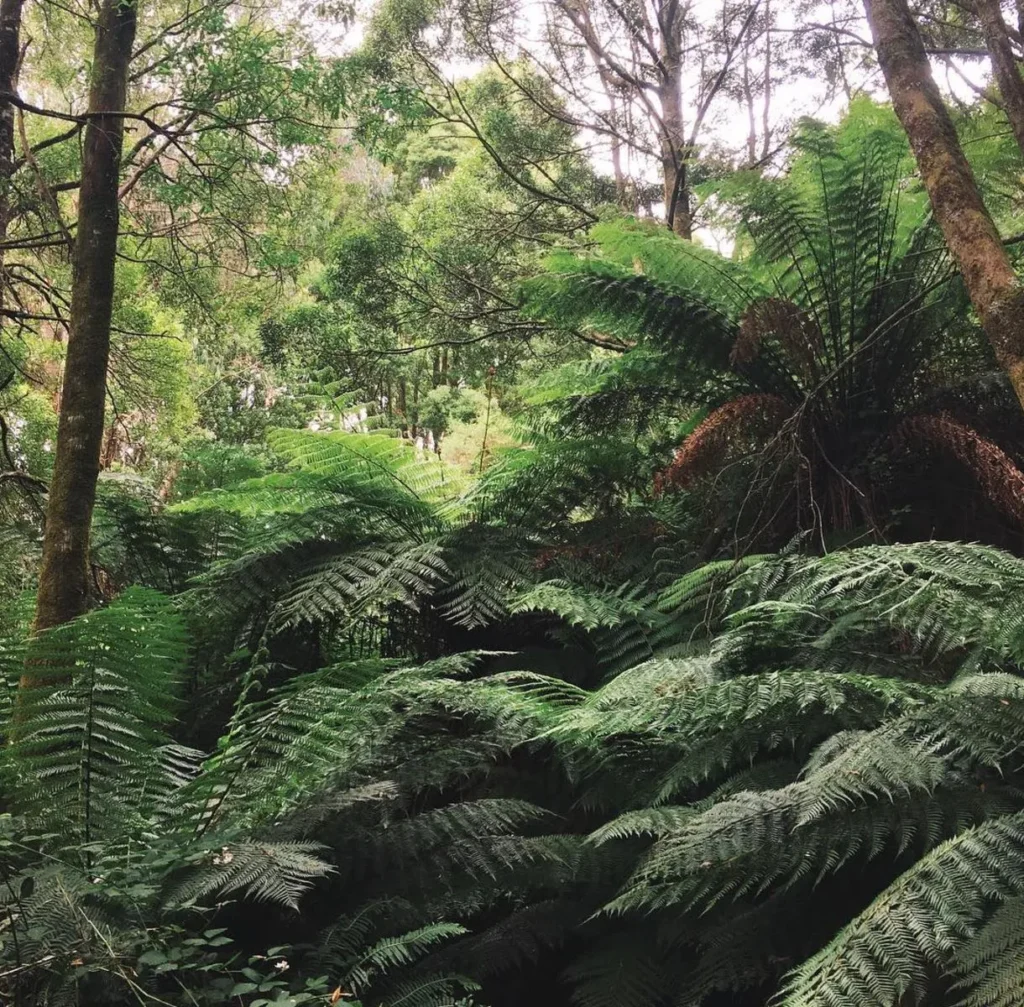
[[523, 108, 1023, 552], [0, 592, 479, 1006], [244, 539, 1024, 1007], [16, 456, 1024, 1007], [14, 587, 190, 839], [11, 47, 1024, 1007], [160, 422, 664, 677]]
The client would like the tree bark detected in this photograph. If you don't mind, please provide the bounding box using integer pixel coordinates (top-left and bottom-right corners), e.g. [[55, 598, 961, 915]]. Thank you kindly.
[[659, 21, 691, 239], [760, 0, 773, 162], [864, 0, 1024, 410], [33, 0, 138, 633], [0, 0, 25, 315], [743, 48, 757, 166], [607, 95, 629, 208], [397, 377, 407, 431], [577, 6, 631, 211], [974, 0, 1024, 157]]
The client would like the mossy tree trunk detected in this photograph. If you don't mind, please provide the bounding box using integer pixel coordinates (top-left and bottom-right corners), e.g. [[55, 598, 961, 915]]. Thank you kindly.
[[0, 0, 25, 315], [864, 0, 1024, 411], [975, 0, 1024, 158], [32, 0, 138, 635]]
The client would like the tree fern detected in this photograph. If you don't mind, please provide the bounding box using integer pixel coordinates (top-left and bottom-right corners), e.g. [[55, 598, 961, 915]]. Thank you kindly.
[[343, 540, 1024, 1006], [12, 587, 190, 840], [776, 813, 1024, 1007], [0, 594, 478, 1005], [523, 112, 1016, 552], [19, 502, 1024, 1007]]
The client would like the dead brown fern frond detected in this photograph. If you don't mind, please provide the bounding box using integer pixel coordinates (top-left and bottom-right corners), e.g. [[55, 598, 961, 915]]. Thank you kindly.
[[655, 394, 792, 494], [733, 298, 823, 381], [894, 414, 1024, 523]]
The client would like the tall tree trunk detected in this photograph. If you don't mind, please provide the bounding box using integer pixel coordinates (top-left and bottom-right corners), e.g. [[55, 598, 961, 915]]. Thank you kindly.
[[864, 0, 1024, 410], [659, 57, 690, 238], [33, 0, 138, 634], [559, 0, 639, 214], [607, 96, 629, 209], [659, 0, 689, 237], [0, 0, 25, 316], [975, 0, 1024, 157], [580, 17, 630, 211], [743, 48, 757, 165], [760, 0, 773, 162]]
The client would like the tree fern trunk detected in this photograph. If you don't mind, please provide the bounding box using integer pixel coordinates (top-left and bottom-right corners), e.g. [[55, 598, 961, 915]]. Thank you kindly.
[[33, 0, 138, 635], [864, 0, 1024, 411]]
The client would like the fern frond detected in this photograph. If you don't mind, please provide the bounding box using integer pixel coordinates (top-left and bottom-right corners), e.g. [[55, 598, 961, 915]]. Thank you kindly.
[[549, 667, 930, 797], [166, 839, 333, 910], [607, 736, 1001, 916], [270, 542, 451, 628], [563, 931, 671, 1007], [345, 923, 469, 990], [267, 428, 468, 510], [368, 799, 556, 872], [13, 588, 188, 839], [776, 812, 1024, 1007], [509, 580, 652, 632], [951, 897, 1024, 1007]]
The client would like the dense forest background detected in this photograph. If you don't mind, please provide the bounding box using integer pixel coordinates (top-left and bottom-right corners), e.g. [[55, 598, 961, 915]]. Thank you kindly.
[[8, 0, 1024, 1003]]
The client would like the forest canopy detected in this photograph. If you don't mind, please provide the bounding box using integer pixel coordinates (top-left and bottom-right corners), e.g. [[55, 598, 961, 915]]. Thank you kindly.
[[7, 0, 1024, 1004]]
